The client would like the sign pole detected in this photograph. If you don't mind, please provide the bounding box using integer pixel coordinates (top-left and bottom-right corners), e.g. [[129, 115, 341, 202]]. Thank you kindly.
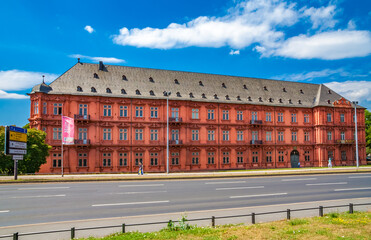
[[14, 159, 18, 180], [61, 117, 64, 177]]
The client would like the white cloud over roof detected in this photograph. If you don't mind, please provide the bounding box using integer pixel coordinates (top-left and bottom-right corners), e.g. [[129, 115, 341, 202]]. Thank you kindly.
[[0, 70, 57, 91]]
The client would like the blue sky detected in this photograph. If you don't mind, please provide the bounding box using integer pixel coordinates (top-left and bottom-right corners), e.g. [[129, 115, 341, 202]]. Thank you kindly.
[[0, 0, 370, 127]]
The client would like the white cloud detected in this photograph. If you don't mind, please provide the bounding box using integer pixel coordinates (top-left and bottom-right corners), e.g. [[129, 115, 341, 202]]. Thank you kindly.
[[229, 50, 240, 55], [84, 25, 94, 33], [70, 54, 126, 64], [0, 90, 29, 99], [347, 20, 356, 30], [301, 5, 337, 30], [274, 68, 346, 81], [112, 0, 371, 60], [272, 30, 371, 60], [0, 70, 57, 91], [325, 81, 371, 105], [113, 0, 298, 49]]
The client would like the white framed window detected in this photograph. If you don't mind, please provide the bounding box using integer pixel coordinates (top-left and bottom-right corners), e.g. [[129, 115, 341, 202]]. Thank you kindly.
[[251, 111, 257, 121], [192, 130, 199, 141], [120, 106, 128, 117], [208, 130, 215, 141], [171, 129, 179, 140], [237, 111, 243, 121], [192, 109, 199, 119], [304, 114, 309, 123], [207, 109, 214, 120], [53, 128, 62, 140], [237, 131, 243, 141], [266, 131, 272, 141], [135, 129, 143, 140], [222, 152, 230, 164], [53, 103, 62, 115], [222, 110, 229, 120], [171, 108, 179, 118], [103, 105, 111, 117], [340, 131, 345, 140], [278, 131, 284, 141], [150, 107, 158, 118], [304, 132, 310, 141], [340, 114, 345, 123], [327, 113, 332, 122], [103, 128, 111, 140], [150, 129, 158, 141], [266, 112, 271, 122], [78, 128, 87, 140], [208, 152, 215, 164], [327, 131, 332, 141], [135, 106, 143, 117], [291, 113, 297, 123], [291, 131, 297, 141], [119, 129, 128, 140], [222, 130, 229, 141], [79, 104, 88, 116], [278, 112, 283, 122]]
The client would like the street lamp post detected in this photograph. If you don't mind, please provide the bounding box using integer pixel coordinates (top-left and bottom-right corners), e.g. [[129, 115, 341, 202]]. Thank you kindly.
[[164, 91, 171, 174], [352, 101, 359, 168]]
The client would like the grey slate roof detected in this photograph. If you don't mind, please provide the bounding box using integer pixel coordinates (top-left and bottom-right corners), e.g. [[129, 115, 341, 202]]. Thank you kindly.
[[31, 62, 352, 108]]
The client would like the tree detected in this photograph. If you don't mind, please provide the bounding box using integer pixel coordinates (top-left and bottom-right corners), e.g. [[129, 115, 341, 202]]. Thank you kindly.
[[0, 125, 51, 174], [365, 110, 371, 155]]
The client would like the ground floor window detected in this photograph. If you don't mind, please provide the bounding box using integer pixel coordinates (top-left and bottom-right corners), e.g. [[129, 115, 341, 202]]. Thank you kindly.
[[266, 151, 272, 163], [150, 152, 158, 166], [252, 151, 259, 163], [119, 152, 128, 166], [278, 151, 284, 162], [304, 151, 310, 162], [135, 152, 143, 166], [52, 153, 61, 167], [237, 151, 244, 163], [102, 153, 111, 167], [192, 152, 199, 164], [171, 152, 179, 165], [222, 152, 230, 164], [208, 152, 215, 164], [78, 153, 88, 167], [341, 151, 347, 161]]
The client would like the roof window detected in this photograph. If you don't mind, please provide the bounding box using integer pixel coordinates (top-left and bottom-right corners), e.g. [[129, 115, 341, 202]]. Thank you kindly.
[[264, 86, 268, 91], [77, 86, 83, 92], [176, 92, 181, 97], [199, 81, 204, 86], [149, 90, 155, 96], [279, 98, 282, 103], [189, 92, 194, 98], [214, 94, 218, 99], [298, 100, 302, 104], [328, 100, 331, 104], [122, 75, 127, 81], [202, 93, 206, 99], [174, 79, 179, 84], [283, 88, 286, 92], [243, 84, 248, 90], [93, 73, 99, 79], [259, 97, 263, 102], [149, 77, 154, 83], [121, 89, 126, 94], [288, 99, 292, 104], [106, 88, 112, 93], [225, 95, 230, 100], [269, 98, 273, 103], [237, 96, 241, 101], [328, 90, 332, 94], [248, 96, 252, 101], [300, 89, 303, 94], [222, 83, 226, 88], [136, 89, 141, 95], [91, 87, 97, 93]]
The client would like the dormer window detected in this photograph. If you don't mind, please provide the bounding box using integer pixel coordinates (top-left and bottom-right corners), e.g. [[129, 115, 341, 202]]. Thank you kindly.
[[289, 99, 292, 104], [243, 84, 248, 90], [199, 81, 203, 86], [279, 98, 282, 103], [283, 88, 286, 92], [106, 88, 112, 93], [77, 86, 83, 92], [328, 90, 332, 94], [300, 89, 303, 94], [225, 95, 230, 100], [269, 98, 273, 102], [149, 90, 155, 96], [149, 77, 154, 83], [176, 92, 181, 97], [264, 86, 268, 91], [328, 100, 331, 104], [121, 89, 126, 94], [222, 83, 226, 88], [189, 92, 194, 98], [237, 96, 241, 101], [248, 96, 252, 101], [91, 87, 97, 93], [93, 73, 99, 78], [214, 94, 218, 99], [122, 75, 127, 81], [136, 89, 141, 95], [202, 93, 206, 99], [298, 100, 302, 104], [259, 97, 263, 102], [174, 79, 179, 84]]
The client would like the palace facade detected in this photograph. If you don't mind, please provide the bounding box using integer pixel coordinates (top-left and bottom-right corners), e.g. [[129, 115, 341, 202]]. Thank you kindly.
[[29, 61, 367, 173]]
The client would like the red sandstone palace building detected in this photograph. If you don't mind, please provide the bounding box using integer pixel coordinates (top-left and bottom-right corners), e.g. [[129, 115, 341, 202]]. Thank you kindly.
[[29, 61, 367, 173]]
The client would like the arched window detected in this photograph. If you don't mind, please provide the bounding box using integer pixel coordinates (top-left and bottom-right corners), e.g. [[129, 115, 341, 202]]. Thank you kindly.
[[225, 95, 230, 100], [214, 94, 218, 99], [91, 87, 97, 93], [77, 86, 83, 92], [174, 79, 179, 84], [258, 97, 263, 102], [237, 96, 241, 101], [121, 89, 126, 94], [222, 83, 226, 88], [122, 75, 127, 81], [93, 73, 98, 78], [106, 88, 112, 93], [176, 92, 181, 97], [243, 84, 248, 90], [201, 93, 206, 99], [283, 88, 286, 92], [248, 96, 252, 101], [149, 90, 155, 96], [199, 81, 203, 86], [149, 77, 154, 83], [189, 92, 194, 98], [136, 89, 141, 95]]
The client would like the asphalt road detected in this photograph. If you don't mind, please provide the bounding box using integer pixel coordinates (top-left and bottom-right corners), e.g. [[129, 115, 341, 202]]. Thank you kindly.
[[0, 173, 370, 227]]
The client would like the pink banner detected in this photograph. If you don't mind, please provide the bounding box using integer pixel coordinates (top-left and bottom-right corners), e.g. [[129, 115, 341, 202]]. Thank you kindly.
[[62, 116, 74, 145]]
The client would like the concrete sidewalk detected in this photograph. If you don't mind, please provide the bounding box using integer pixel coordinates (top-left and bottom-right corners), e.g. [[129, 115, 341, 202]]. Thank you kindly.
[[1, 167, 371, 183]]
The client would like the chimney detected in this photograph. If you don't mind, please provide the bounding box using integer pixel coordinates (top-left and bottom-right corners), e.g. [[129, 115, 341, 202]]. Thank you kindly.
[[99, 61, 105, 71]]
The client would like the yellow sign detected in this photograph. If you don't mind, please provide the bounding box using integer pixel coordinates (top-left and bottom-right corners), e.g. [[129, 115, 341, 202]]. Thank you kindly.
[[9, 131, 27, 142]]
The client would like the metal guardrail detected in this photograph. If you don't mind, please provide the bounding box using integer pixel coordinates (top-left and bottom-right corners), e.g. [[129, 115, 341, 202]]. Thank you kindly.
[[1, 202, 369, 240]]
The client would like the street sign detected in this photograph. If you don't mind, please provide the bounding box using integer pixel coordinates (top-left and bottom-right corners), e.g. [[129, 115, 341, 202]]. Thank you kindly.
[[12, 155, 24, 160], [8, 149, 27, 155], [9, 131, 27, 142], [9, 126, 27, 134], [9, 141, 27, 149]]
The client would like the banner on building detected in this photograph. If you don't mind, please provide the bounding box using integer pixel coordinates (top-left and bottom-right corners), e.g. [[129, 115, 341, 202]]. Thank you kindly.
[[62, 116, 74, 145]]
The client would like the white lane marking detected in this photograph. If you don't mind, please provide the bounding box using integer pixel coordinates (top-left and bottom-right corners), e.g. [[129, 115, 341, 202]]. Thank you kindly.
[[11, 194, 66, 199], [281, 178, 317, 182], [348, 176, 371, 179], [230, 193, 287, 199], [216, 186, 264, 191], [0, 210, 10, 213], [306, 182, 347, 186], [113, 191, 167, 195], [118, 184, 164, 187], [334, 187, 371, 192], [18, 187, 70, 190], [92, 200, 169, 207], [205, 181, 246, 185]]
